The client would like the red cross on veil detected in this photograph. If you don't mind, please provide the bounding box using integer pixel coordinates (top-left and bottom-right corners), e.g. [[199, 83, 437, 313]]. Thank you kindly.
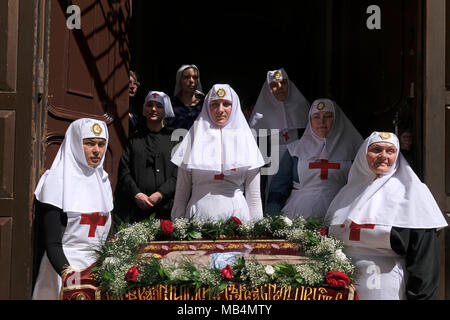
[[80, 212, 107, 237], [308, 159, 340, 180], [282, 131, 290, 142], [152, 92, 159, 98], [349, 222, 375, 241]]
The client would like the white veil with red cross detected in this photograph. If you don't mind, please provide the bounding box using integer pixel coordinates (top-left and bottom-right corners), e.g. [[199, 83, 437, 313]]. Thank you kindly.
[[143, 90, 175, 118], [34, 118, 113, 213]]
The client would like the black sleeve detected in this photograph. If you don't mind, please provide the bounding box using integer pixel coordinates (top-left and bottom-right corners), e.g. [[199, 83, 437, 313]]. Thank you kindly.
[[390, 227, 440, 300], [37, 201, 70, 275], [157, 161, 178, 199], [266, 150, 294, 215], [117, 139, 141, 199]]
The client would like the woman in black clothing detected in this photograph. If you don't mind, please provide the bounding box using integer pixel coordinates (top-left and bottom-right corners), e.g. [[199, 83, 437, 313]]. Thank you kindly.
[[114, 91, 177, 226], [165, 64, 204, 130]]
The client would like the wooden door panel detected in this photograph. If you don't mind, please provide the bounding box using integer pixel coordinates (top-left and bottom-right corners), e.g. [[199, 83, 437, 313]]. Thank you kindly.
[[48, 0, 116, 121], [0, 217, 12, 299], [0, 0, 38, 299], [0, 0, 21, 299], [0, 0, 18, 92], [0, 110, 15, 199], [46, 0, 130, 189]]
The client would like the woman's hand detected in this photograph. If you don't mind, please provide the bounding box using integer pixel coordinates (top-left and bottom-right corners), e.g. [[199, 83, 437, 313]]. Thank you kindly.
[[61, 265, 80, 286], [148, 191, 163, 205], [134, 192, 154, 210]]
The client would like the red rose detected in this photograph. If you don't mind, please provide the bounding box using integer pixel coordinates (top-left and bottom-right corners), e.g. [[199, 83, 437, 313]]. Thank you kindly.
[[325, 271, 351, 287], [160, 219, 174, 235], [220, 264, 234, 280], [125, 266, 140, 282], [318, 227, 328, 236], [230, 217, 242, 228]]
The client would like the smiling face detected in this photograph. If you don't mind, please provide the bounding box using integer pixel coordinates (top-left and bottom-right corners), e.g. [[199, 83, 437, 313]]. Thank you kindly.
[[144, 100, 165, 121], [209, 99, 232, 127], [83, 138, 106, 167], [310, 111, 334, 138], [366, 142, 397, 177], [269, 79, 289, 101]]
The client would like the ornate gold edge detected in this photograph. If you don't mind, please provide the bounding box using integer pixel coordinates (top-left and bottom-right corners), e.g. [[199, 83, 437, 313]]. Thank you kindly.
[[146, 239, 295, 244]]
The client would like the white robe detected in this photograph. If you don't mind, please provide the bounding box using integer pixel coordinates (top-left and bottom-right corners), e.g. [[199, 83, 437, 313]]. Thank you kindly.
[[32, 211, 111, 300], [329, 220, 406, 300], [282, 158, 352, 219], [171, 167, 263, 222]]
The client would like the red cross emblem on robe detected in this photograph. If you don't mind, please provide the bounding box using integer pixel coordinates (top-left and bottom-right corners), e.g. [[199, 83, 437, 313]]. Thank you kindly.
[[80, 212, 107, 237], [214, 168, 236, 180], [282, 131, 290, 142], [308, 159, 340, 180], [349, 222, 375, 241]]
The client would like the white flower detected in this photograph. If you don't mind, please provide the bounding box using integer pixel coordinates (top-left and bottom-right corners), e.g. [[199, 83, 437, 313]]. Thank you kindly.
[[281, 216, 293, 227], [264, 265, 275, 276], [334, 249, 347, 262], [103, 257, 120, 267]]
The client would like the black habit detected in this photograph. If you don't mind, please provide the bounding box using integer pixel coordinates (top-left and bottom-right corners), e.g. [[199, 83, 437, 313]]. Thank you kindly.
[[114, 126, 178, 227]]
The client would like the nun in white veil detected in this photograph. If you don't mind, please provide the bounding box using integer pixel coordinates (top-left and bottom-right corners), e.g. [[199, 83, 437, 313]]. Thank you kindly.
[[249, 68, 310, 154], [32, 118, 113, 300], [325, 131, 448, 300], [249, 68, 310, 206], [266, 98, 363, 219], [171, 84, 265, 222]]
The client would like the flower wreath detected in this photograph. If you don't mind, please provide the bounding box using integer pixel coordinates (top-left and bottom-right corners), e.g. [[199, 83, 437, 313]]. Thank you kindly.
[[93, 215, 355, 298]]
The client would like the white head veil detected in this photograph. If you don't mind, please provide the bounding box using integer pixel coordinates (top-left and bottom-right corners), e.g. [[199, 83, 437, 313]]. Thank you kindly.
[[249, 68, 310, 132], [288, 99, 363, 161], [171, 84, 265, 174], [143, 90, 175, 118], [325, 131, 448, 229], [34, 118, 113, 213], [173, 64, 203, 97]]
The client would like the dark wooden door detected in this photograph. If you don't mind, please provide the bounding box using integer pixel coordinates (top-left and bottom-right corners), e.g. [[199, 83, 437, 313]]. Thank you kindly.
[[0, 0, 44, 299], [330, 0, 423, 175], [46, 0, 131, 189]]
